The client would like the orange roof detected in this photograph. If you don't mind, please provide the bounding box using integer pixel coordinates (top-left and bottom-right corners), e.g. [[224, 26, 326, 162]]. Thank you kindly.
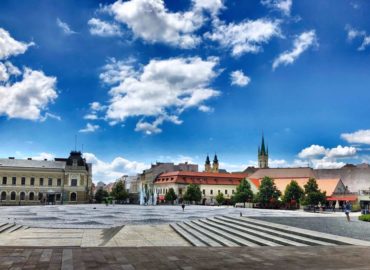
[[248, 178, 342, 196], [154, 171, 248, 185]]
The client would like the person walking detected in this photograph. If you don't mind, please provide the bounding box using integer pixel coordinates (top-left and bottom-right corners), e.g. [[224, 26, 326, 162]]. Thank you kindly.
[[181, 203, 185, 211], [344, 201, 351, 222]]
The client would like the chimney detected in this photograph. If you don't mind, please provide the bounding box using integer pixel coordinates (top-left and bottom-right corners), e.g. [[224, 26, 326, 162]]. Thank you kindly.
[[27, 158, 32, 160], [44, 159, 47, 161], [8, 157, 14, 159]]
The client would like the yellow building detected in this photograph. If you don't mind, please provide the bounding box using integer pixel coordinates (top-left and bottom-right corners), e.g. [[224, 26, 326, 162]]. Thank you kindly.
[[0, 151, 92, 205]]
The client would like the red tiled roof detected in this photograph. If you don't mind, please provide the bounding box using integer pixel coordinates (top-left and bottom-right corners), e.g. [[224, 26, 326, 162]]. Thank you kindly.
[[154, 171, 248, 185]]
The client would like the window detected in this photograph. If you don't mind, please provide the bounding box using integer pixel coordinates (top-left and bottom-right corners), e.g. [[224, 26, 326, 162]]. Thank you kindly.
[[12, 177, 16, 185], [2, 177, 7, 185], [20, 192, 25, 200], [30, 177, 35, 186], [71, 179, 77, 187], [56, 194, 61, 201], [210, 190, 213, 195], [40, 178, 44, 186], [225, 190, 228, 195], [10, 191, 16, 200], [179, 188, 182, 195], [48, 178, 52, 186], [202, 189, 205, 195], [1, 191, 6, 200], [57, 178, 61, 186], [218, 190, 220, 195], [29, 192, 34, 201], [232, 190, 235, 194], [38, 193, 43, 200], [21, 177, 26, 185], [73, 160, 77, 166], [70, 192, 77, 201]]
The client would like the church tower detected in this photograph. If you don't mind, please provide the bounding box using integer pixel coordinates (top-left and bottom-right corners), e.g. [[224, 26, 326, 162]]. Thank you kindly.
[[204, 155, 211, 172], [212, 154, 219, 173], [258, 135, 269, 168]]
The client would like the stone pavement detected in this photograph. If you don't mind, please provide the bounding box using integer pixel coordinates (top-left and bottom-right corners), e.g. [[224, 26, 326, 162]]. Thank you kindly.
[[0, 246, 370, 269]]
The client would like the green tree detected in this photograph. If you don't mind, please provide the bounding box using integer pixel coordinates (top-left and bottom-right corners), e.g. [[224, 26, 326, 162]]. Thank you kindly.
[[165, 188, 177, 204], [256, 176, 281, 208], [183, 184, 202, 204], [302, 178, 326, 208], [94, 188, 109, 203], [111, 181, 129, 203], [215, 192, 225, 205], [232, 179, 254, 207], [283, 180, 304, 207]]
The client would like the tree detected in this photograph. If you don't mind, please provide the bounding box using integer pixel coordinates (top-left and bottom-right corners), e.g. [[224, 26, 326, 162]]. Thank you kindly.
[[215, 192, 225, 205], [183, 184, 202, 204], [232, 179, 254, 207], [165, 188, 177, 204], [95, 188, 109, 203], [256, 176, 281, 208], [111, 181, 129, 203], [283, 180, 304, 208], [302, 178, 326, 208]]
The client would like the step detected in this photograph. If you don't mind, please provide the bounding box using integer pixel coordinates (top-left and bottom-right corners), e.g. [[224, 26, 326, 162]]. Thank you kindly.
[[0, 223, 7, 229], [215, 216, 335, 246], [200, 219, 284, 247], [183, 221, 236, 247], [0, 223, 16, 234], [176, 223, 221, 247], [191, 220, 256, 247], [170, 223, 207, 247], [234, 216, 370, 246], [5, 224, 24, 233]]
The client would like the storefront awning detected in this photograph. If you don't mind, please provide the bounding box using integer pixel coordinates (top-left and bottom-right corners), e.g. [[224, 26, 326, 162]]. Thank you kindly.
[[326, 195, 357, 201]]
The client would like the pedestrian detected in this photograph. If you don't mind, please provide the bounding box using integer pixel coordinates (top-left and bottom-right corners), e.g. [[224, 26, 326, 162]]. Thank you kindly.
[[344, 201, 351, 222], [181, 203, 185, 211], [332, 201, 336, 212]]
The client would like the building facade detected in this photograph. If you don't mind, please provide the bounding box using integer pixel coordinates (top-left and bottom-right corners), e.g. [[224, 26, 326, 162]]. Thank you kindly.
[[0, 151, 92, 205], [154, 171, 248, 205]]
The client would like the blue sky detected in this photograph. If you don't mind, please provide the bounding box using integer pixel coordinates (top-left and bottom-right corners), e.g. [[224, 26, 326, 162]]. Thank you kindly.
[[1, 0, 370, 182]]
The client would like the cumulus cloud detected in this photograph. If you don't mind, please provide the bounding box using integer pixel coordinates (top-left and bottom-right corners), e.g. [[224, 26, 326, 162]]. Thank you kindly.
[[79, 123, 100, 133], [205, 18, 281, 57], [261, 0, 292, 16], [0, 68, 58, 120], [0, 28, 34, 60], [88, 18, 122, 37], [326, 145, 357, 158], [100, 0, 224, 48], [341, 129, 370, 144], [273, 30, 317, 69], [99, 56, 220, 134], [83, 152, 148, 183], [230, 70, 250, 86], [345, 25, 370, 51], [56, 18, 76, 35], [32, 152, 55, 161], [298, 144, 326, 159]]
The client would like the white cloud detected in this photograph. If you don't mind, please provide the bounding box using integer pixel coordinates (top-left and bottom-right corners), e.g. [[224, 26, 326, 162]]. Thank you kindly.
[[103, 0, 224, 48], [205, 18, 281, 57], [310, 158, 346, 169], [345, 25, 370, 51], [298, 145, 326, 159], [32, 152, 55, 161], [230, 70, 250, 86], [56, 18, 76, 35], [88, 18, 122, 37], [40, 112, 62, 122], [326, 145, 357, 158], [100, 56, 220, 134], [0, 61, 21, 81], [83, 152, 148, 183], [90, 101, 106, 111], [0, 68, 58, 120], [99, 58, 137, 85], [79, 123, 100, 133], [341, 129, 370, 145], [0, 28, 34, 60], [273, 30, 317, 69], [84, 114, 99, 120], [261, 0, 292, 16]]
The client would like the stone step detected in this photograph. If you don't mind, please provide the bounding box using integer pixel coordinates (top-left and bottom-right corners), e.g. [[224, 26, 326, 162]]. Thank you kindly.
[[235, 217, 370, 246], [0, 223, 16, 234], [176, 223, 221, 247], [199, 219, 284, 247], [170, 223, 207, 247], [191, 220, 260, 247], [183, 221, 236, 247], [5, 224, 24, 233], [214, 216, 335, 246]]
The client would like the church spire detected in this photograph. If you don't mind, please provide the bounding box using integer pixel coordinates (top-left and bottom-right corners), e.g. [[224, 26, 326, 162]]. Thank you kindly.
[[258, 134, 269, 168]]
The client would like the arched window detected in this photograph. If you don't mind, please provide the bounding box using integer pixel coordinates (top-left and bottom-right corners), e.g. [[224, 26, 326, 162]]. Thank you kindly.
[[29, 192, 34, 201], [70, 192, 77, 201], [1, 191, 6, 201], [10, 191, 16, 200], [20, 192, 25, 200]]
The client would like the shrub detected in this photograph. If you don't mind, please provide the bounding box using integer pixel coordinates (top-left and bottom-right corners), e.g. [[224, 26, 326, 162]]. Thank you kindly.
[[359, 214, 370, 222], [351, 203, 361, 212]]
